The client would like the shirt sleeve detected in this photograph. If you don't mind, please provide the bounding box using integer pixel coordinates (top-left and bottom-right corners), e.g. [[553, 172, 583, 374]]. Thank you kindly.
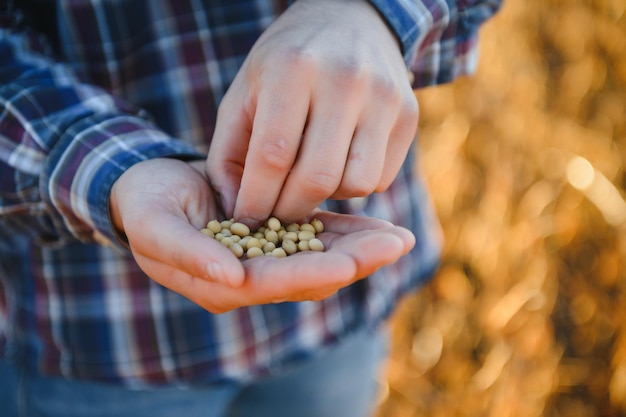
[[367, 0, 502, 86], [0, 18, 203, 248]]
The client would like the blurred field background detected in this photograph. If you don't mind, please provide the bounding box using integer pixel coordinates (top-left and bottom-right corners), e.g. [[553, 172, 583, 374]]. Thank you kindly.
[[376, 0, 626, 416]]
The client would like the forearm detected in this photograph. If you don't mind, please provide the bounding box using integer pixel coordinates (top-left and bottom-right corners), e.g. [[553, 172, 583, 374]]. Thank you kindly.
[[0, 30, 201, 247]]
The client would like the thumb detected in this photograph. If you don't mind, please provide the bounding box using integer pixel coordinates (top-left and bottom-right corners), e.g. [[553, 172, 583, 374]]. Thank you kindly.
[[128, 210, 246, 287]]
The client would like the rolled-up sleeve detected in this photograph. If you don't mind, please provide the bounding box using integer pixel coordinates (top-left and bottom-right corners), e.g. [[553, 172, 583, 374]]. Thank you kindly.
[[0, 29, 202, 247]]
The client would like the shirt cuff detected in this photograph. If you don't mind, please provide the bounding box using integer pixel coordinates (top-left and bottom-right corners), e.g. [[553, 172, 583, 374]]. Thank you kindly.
[[367, 0, 435, 64], [42, 113, 204, 249], [368, 0, 501, 87]]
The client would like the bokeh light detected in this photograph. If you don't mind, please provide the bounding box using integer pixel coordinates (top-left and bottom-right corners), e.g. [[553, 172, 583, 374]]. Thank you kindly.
[[376, 1, 626, 416]]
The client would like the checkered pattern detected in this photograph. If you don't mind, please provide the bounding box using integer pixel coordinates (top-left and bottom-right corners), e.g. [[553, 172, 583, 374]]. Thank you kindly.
[[0, 0, 500, 386]]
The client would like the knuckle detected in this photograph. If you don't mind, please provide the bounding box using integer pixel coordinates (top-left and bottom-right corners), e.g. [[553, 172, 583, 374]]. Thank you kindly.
[[300, 169, 341, 198], [257, 137, 295, 172], [332, 59, 364, 86], [281, 46, 317, 72], [370, 75, 400, 102], [399, 94, 420, 125], [341, 173, 378, 197], [391, 96, 420, 141]]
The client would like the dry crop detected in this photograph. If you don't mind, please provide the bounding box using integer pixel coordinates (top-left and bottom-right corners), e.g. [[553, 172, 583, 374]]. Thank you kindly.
[[377, 1, 626, 416]]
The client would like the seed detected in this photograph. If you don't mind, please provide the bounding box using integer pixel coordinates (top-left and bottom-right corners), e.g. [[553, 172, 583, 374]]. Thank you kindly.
[[282, 239, 298, 255], [247, 237, 262, 249], [246, 246, 264, 258], [298, 230, 315, 241], [207, 220, 222, 234], [311, 218, 324, 233], [229, 243, 244, 258], [230, 222, 251, 237], [201, 217, 325, 259], [220, 237, 234, 247], [267, 217, 281, 232], [308, 238, 324, 252], [271, 248, 287, 258], [283, 231, 298, 242], [265, 230, 279, 244], [239, 236, 251, 249], [299, 223, 316, 233], [263, 242, 276, 253]]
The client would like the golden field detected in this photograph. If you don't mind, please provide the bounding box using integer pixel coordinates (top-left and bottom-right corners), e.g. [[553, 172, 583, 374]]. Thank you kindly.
[[378, 1, 626, 416]]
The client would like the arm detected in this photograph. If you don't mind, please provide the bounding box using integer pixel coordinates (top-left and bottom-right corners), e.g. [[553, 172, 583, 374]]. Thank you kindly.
[[2, 5, 416, 312], [207, 0, 502, 227], [0, 10, 202, 246]]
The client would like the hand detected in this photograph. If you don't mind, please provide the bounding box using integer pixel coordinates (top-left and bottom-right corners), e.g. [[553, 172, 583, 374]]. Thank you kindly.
[[110, 158, 415, 313], [207, 0, 418, 227]]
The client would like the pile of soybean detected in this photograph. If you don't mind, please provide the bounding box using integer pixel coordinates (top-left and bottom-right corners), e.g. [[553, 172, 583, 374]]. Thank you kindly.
[[201, 217, 325, 259]]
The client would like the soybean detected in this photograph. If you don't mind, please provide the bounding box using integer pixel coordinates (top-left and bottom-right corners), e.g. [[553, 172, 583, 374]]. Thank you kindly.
[[282, 239, 298, 255], [267, 217, 281, 232], [308, 238, 324, 252], [311, 218, 324, 233], [229, 243, 244, 258], [201, 217, 326, 260], [230, 222, 251, 237], [207, 220, 222, 234], [246, 247, 264, 258]]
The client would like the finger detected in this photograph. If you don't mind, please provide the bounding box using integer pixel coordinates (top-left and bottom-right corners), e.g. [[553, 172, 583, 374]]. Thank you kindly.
[[138, 219, 415, 313], [378, 93, 419, 190], [243, 226, 411, 298], [232, 73, 311, 225], [330, 92, 397, 200], [133, 257, 240, 313], [323, 227, 412, 277], [244, 251, 358, 300], [272, 76, 361, 221], [309, 211, 416, 253], [207, 86, 254, 217], [321, 224, 416, 258], [306, 211, 393, 232], [128, 210, 245, 287]]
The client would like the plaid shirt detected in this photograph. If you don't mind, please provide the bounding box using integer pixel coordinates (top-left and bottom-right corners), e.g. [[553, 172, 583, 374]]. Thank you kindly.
[[0, 0, 500, 386]]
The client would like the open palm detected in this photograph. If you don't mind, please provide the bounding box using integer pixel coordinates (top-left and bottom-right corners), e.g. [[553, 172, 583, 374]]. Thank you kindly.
[[110, 158, 415, 313]]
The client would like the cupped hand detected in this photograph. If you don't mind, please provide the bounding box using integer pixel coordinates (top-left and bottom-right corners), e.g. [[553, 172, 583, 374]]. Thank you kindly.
[[109, 158, 246, 287], [110, 158, 415, 313], [207, 0, 418, 227]]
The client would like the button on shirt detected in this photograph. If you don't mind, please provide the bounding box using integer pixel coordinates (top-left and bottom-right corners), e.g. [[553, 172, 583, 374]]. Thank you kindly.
[[0, 0, 500, 386]]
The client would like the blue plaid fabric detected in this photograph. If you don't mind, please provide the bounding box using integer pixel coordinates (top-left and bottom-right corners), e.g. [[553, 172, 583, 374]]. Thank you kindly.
[[0, 0, 500, 386]]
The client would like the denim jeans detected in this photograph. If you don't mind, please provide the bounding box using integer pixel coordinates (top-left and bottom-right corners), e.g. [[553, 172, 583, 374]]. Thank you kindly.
[[0, 326, 388, 417]]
